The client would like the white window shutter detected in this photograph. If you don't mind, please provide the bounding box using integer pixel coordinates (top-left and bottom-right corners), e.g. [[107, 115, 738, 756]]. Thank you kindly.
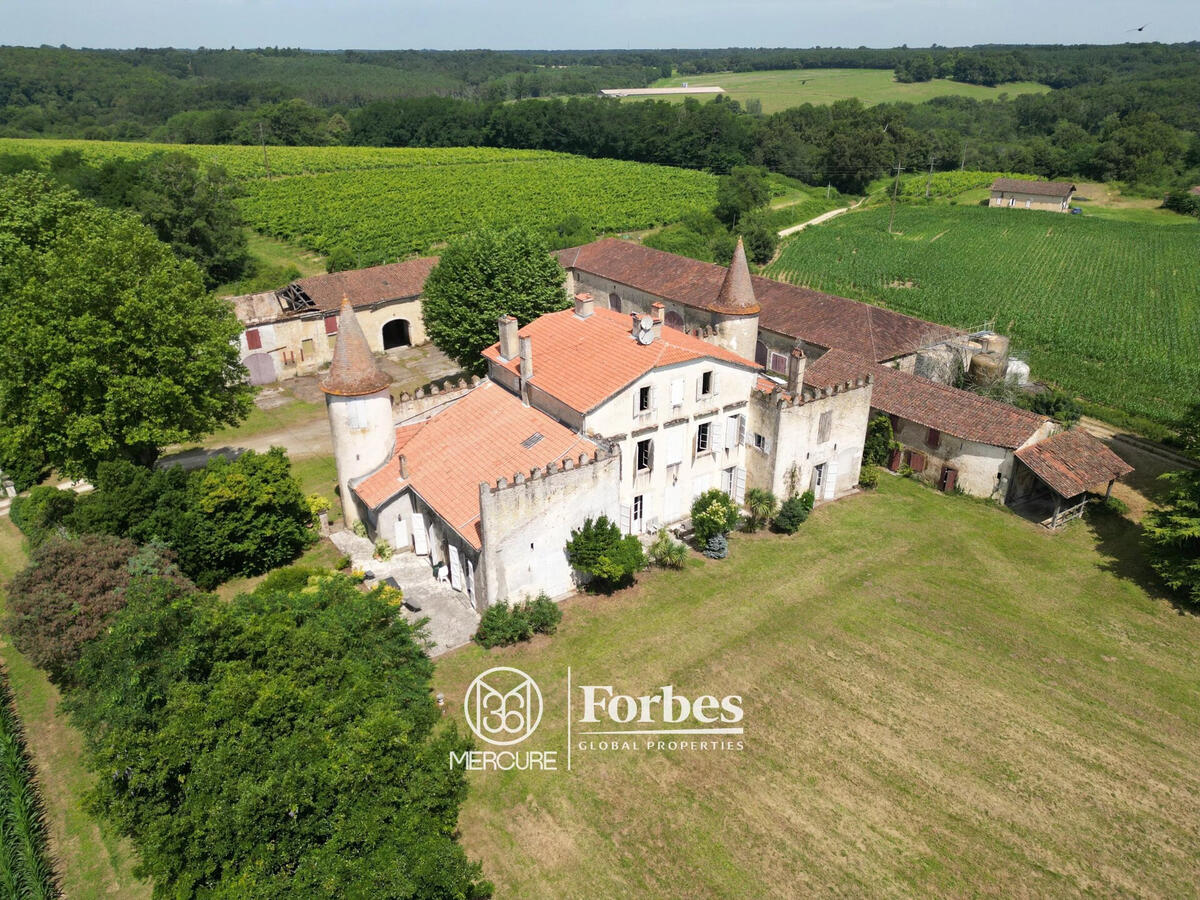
[[725, 415, 737, 450], [620, 504, 633, 534], [666, 428, 684, 466], [633, 390, 640, 417], [738, 414, 747, 445], [466, 559, 475, 603], [447, 545, 465, 591], [427, 523, 439, 564], [711, 371, 719, 397], [711, 417, 724, 451], [650, 384, 657, 413], [671, 378, 684, 407], [411, 513, 429, 555], [696, 376, 703, 401], [764, 436, 773, 455], [734, 467, 747, 504], [824, 458, 839, 500]]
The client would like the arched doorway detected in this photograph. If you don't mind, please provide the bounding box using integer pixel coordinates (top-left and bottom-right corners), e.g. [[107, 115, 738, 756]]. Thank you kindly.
[[664, 310, 684, 331], [608, 292, 622, 313], [242, 352, 276, 386], [382, 319, 411, 350]]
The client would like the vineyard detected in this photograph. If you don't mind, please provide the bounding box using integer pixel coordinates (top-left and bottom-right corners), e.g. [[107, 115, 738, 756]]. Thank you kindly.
[[0, 139, 716, 263], [896, 170, 1035, 200], [768, 205, 1200, 423]]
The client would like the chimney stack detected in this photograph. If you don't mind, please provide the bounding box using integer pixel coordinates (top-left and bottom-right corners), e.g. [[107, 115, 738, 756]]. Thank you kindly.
[[574, 292, 594, 318], [650, 303, 664, 341], [786, 344, 807, 394], [498, 315, 519, 360], [519, 336, 533, 380], [399, 454, 409, 479], [630, 312, 640, 338]]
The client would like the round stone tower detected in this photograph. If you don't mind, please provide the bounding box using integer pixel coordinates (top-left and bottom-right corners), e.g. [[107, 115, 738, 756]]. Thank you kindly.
[[320, 296, 394, 528], [709, 236, 761, 360]]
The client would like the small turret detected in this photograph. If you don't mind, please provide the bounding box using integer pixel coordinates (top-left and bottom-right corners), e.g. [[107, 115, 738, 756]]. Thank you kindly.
[[708, 237, 760, 360], [322, 297, 394, 528]]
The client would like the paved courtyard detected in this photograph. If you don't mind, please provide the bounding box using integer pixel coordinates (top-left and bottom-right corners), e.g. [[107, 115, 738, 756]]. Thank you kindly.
[[331, 530, 479, 656]]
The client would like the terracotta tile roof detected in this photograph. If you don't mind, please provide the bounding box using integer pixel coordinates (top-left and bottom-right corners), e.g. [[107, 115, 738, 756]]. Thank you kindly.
[[557, 239, 958, 362], [319, 298, 393, 397], [352, 381, 600, 548], [1015, 429, 1133, 499], [710, 237, 759, 315], [804, 350, 1048, 449], [284, 257, 437, 313], [481, 306, 759, 414], [989, 178, 1076, 198]]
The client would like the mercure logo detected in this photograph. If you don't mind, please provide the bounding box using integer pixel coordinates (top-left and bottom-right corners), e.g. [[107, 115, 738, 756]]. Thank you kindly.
[[463, 666, 543, 746]]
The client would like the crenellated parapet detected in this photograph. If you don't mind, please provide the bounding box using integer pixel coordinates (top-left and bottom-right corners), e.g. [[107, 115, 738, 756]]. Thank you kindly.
[[395, 375, 482, 420], [753, 373, 874, 408], [481, 443, 619, 495]]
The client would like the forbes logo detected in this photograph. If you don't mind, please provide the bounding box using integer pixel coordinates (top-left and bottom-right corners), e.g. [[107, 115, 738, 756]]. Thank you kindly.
[[579, 685, 743, 727], [464, 666, 544, 746]]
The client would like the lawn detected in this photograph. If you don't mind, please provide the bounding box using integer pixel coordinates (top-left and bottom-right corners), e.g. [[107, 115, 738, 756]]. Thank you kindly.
[[434, 475, 1200, 898], [0, 518, 151, 900], [641, 68, 1050, 113], [767, 204, 1200, 424]]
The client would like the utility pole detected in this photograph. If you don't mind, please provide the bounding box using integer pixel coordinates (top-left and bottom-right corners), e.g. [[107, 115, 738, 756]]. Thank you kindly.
[[925, 153, 936, 199], [826, 181, 831, 200], [259, 121, 271, 177], [887, 157, 905, 234], [960, 141, 967, 171]]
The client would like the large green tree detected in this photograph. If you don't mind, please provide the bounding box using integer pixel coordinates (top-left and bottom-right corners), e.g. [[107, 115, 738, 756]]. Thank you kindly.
[[0, 174, 252, 478], [67, 574, 490, 897], [1143, 469, 1200, 605], [422, 227, 570, 373]]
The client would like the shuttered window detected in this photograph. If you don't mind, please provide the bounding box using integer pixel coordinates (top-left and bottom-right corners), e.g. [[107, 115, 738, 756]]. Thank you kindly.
[[927, 428, 940, 448], [245, 329, 262, 350], [818, 410, 833, 443], [324, 314, 338, 334]]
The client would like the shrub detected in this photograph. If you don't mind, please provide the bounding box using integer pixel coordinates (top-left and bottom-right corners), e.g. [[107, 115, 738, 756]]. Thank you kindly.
[[863, 414, 895, 467], [691, 489, 741, 543], [565, 515, 647, 592], [648, 529, 688, 568], [334, 554, 352, 570], [374, 538, 393, 560], [251, 565, 327, 596], [1087, 494, 1128, 517], [1016, 388, 1082, 425], [9, 485, 76, 548], [352, 520, 368, 537], [306, 493, 332, 521], [5, 535, 186, 685], [774, 491, 814, 534], [474, 601, 533, 648], [859, 466, 880, 489], [525, 593, 562, 635], [743, 488, 779, 532], [703, 533, 729, 559]]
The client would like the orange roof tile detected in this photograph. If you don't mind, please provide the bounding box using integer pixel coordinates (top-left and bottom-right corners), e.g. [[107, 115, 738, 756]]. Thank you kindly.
[[481, 306, 759, 414], [1015, 429, 1133, 499], [352, 381, 600, 549], [320, 298, 393, 397]]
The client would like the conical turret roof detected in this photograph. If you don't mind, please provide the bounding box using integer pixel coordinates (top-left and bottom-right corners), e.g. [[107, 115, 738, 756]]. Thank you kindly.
[[709, 236, 760, 315], [319, 296, 393, 397]]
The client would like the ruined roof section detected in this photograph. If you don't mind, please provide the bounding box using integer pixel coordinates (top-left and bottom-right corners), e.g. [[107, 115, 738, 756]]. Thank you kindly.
[[482, 306, 758, 414], [1015, 429, 1133, 499], [556, 239, 958, 362], [709, 237, 760, 315], [989, 178, 1076, 198], [289, 257, 437, 312], [319, 297, 393, 397], [352, 381, 600, 548]]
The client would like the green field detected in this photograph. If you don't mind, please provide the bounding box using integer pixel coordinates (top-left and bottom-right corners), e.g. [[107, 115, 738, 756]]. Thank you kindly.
[[0, 139, 717, 265], [641, 68, 1050, 113], [434, 475, 1200, 898], [767, 205, 1200, 423]]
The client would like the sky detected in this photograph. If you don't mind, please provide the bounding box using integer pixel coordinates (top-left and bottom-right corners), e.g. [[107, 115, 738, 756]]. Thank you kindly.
[[5, 0, 1198, 50]]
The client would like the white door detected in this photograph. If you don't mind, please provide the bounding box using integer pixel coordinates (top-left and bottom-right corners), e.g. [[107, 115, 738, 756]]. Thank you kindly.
[[394, 517, 408, 551], [427, 523, 439, 564], [466, 559, 475, 604], [824, 458, 839, 501], [411, 513, 429, 555], [447, 545, 465, 591]]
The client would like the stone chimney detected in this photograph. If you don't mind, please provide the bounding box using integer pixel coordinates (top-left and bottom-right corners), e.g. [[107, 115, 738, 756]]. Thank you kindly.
[[786, 343, 807, 394], [574, 292, 594, 318], [630, 312, 640, 338], [650, 302, 664, 341], [399, 454, 409, 479], [519, 336, 533, 406], [498, 315, 519, 361]]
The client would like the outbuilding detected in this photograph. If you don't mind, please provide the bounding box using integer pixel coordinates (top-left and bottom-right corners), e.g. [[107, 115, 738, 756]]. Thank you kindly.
[[988, 178, 1076, 212]]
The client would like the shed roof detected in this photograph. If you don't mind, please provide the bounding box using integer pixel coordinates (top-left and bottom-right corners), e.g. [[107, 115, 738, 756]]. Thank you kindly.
[[1014, 429, 1133, 499], [556, 239, 958, 362], [989, 178, 1076, 198], [482, 306, 758, 415], [803, 350, 1049, 449], [286, 257, 437, 313], [352, 381, 600, 548]]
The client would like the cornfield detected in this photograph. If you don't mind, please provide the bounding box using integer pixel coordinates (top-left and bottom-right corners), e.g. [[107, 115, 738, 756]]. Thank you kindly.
[[0, 666, 60, 899], [768, 205, 1200, 424]]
